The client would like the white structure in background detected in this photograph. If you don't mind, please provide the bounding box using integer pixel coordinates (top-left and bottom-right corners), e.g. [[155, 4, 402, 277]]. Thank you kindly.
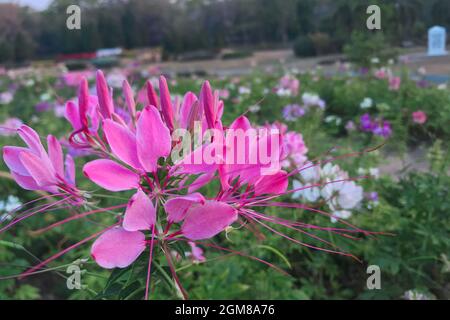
[[428, 26, 447, 56], [96, 48, 123, 58]]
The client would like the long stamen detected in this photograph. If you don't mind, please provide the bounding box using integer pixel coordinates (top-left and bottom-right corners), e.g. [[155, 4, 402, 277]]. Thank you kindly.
[[144, 220, 156, 300], [29, 203, 127, 235]]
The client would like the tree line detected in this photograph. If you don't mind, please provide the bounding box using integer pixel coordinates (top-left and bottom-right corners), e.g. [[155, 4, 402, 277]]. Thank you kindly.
[[0, 0, 449, 63]]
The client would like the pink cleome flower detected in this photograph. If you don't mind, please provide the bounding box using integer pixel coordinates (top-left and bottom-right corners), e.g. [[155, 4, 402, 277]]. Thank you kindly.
[[1, 70, 377, 299]]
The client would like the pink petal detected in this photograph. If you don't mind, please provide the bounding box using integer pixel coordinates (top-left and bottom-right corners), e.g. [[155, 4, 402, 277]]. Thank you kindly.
[[122, 80, 136, 118], [10, 171, 40, 190], [65, 155, 76, 185], [96, 70, 114, 118], [65, 101, 81, 130], [136, 106, 171, 172], [187, 171, 215, 193], [91, 227, 146, 269], [103, 119, 141, 170], [146, 80, 159, 109], [19, 151, 56, 187], [254, 170, 288, 196], [47, 135, 64, 177], [188, 242, 205, 262], [123, 190, 156, 231], [201, 81, 215, 129], [178, 92, 198, 129], [181, 200, 237, 240], [159, 76, 174, 130], [17, 125, 45, 156], [78, 77, 89, 128], [229, 115, 252, 131], [83, 159, 140, 191], [3, 146, 30, 176], [164, 192, 205, 223]]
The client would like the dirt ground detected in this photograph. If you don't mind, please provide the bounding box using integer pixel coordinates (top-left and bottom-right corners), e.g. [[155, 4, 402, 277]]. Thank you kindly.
[[153, 47, 450, 79]]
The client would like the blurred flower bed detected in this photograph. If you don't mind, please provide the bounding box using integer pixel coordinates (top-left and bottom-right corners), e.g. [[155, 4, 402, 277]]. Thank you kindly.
[[0, 62, 449, 300]]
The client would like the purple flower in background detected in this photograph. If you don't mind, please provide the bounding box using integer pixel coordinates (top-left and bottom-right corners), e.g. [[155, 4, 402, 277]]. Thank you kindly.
[[416, 80, 428, 88], [114, 106, 132, 124], [372, 120, 392, 138], [35, 101, 53, 112], [360, 113, 374, 132], [359, 114, 392, 138], [345, 120, 356, 131], [54, 104, 66, 118], [367, 192, 379, 202], [282, 104, 305, 121], [359, 67, 369, 75]]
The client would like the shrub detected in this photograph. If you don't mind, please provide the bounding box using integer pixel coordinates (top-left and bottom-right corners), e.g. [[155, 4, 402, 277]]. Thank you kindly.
[[309, 32, 334, 55], [344, 31, 398, 68], [293, 35, 316, 57]]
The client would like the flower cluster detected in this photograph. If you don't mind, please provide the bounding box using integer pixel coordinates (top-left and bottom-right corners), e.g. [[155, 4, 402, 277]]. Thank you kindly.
[[292, 163, 364, 223], [264, 122, 308, 169], [282, 92, 325, 122], [360, 113, 392, 138], [1, 70, 372, 299], [275, 74, 300, 97]]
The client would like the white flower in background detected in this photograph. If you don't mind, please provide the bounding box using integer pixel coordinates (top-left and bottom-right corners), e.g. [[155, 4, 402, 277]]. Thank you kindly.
[[369, 168, 380, 179], [330, 210, 352, 223], [302, 92, 325, 109], [24, 79, 35, 87], [106, 72, 127, 88], [403, 290, 433, 300], [370, 57, 380, 64], [0, 92, 14, 104], [292, 180, 320, 202], [324, 115, 342, 126], [357, 167, 379, 179], [40, 92, 51, 101], [437, 84, 447, 90], [333, 181, 363, 209], [238, 86, 251, 95], [263, 88, 270, 95], [293, 162, 363, 223], [0, 195, 22, 223], [248, 104, 261, 113], [299, 163, 321, 182], [276, 87, 291, 97], [320, 163, 341, 180], [417, 67, 427, 75], [360, 97, 373, 109]]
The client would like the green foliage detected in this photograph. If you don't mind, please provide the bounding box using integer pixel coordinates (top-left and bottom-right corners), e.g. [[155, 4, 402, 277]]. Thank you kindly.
[[293, 35, 316, 57], [344, 31, 398, 68]]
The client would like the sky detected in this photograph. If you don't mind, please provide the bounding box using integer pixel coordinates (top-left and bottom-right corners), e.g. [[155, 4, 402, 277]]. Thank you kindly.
[[0, 0, 51, 11]]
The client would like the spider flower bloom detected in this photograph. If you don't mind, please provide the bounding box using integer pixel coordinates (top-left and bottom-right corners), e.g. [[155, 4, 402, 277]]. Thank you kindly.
[[1, 70, 379, 300], [3, 125, 78, 197]]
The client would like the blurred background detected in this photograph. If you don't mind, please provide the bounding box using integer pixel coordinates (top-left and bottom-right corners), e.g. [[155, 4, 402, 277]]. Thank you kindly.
[[0, 0, 449, 300]]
